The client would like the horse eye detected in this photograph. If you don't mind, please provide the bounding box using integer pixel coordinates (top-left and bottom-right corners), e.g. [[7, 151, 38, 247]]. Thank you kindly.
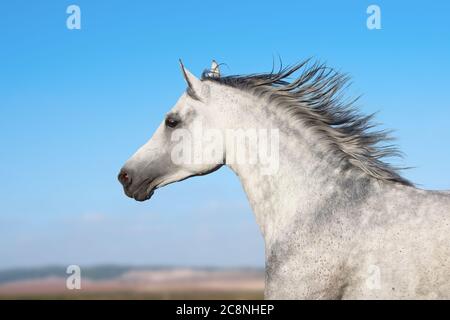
[[165, 116, 180, 128]]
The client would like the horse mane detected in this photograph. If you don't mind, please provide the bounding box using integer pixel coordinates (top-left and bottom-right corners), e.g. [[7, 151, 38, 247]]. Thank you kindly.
[[201, 59, 413, 186]]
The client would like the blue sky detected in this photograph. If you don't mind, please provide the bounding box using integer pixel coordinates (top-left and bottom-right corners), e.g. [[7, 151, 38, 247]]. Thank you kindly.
[[0, 1, 449, 269]]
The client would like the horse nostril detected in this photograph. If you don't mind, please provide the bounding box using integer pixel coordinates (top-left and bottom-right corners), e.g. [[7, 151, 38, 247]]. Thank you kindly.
[[118, 169, 132, 188]]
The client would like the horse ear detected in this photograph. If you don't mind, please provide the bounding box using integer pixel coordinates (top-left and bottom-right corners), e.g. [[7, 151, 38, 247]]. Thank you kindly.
[[179, 59, 202, 92], [208, 60, 220, 78]]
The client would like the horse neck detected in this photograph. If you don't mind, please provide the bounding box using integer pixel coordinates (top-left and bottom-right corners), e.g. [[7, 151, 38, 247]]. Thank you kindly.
[[220, 91, 375, 248]]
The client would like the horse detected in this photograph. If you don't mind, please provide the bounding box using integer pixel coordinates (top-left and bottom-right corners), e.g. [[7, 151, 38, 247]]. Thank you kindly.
[[118, 59, 450, 299]]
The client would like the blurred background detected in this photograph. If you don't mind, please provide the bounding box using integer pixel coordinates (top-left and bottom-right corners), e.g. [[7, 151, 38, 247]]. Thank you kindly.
[[0, 0, 449, 299]]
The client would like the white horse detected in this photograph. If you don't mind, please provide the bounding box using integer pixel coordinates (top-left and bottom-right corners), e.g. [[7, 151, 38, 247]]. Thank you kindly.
[[118, 60, 450, 299]]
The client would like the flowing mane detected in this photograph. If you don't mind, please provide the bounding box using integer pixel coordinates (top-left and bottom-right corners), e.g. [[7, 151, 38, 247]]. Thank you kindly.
[[202, 60, 412, 186]]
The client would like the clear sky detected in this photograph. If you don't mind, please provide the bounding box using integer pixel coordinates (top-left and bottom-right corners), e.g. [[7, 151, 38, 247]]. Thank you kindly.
[[0, 1, 449, 269]]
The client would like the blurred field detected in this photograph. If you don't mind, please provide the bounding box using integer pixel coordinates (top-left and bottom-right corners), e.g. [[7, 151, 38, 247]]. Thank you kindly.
[[0, 266, 264, 300], [0, 291, 264, 300]]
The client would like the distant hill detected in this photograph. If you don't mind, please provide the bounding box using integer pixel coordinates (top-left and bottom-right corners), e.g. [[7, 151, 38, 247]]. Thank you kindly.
[[0, 265, 263, 284], [0, 266, 265, 299]]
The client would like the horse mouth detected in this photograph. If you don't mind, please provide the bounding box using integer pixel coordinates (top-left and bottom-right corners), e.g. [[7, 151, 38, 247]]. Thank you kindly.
[[133, 188, 155, 202], [125, 179, 156, 202]]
